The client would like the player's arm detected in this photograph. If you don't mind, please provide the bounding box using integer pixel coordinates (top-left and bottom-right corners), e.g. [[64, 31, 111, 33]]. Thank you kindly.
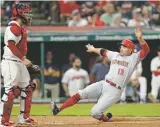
[[8, 40, 25, 60], [8, 25, 31, 67], [90, 73, 96, 83], [86, 44, 102, 55], [86, 44, 110, 57], [51, 69, 60, 77], [62, 83, 70, 97], [89, 64, 97, 83], [85, 71, 90, 86], [86, 44, 117, 61], [135, 27, 150, 59], [62, 71, 70, 97], [8, 41, 32, 67]]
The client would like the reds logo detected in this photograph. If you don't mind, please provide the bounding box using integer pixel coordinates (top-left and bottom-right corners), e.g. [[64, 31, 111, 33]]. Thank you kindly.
[[72, 76, 85, 80]]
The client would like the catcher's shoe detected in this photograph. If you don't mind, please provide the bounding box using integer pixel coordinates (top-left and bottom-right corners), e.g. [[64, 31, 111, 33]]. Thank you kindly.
[[106, 112, 112, 121], [51, 102, 60, 116], [17, 115, 37, 125], [148, 93, 158, 103], [0, 121, 15, 127]]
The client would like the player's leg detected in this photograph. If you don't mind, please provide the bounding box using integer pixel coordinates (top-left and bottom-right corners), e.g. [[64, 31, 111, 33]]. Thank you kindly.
[[18, 64, 37, 124], [138, 76, 147, 103], [91, 82, 121, 121], [51, 81, 103, 115], [148, 76, 159, 103], [0, 60, 21, 126], [120, 86, 126, 103]]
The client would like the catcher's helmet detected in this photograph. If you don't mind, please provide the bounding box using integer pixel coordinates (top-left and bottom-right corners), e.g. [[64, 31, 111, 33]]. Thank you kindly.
[[121, 39, 135, 52], [11, 3, 32, 25]]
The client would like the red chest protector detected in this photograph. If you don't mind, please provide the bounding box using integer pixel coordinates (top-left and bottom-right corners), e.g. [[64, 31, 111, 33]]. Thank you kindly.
[[10, 23, 28, 56], [18, 26, 28, 56]]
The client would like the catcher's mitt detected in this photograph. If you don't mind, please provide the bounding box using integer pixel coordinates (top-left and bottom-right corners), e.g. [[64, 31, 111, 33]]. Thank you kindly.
[[27, 64, 41, 79]]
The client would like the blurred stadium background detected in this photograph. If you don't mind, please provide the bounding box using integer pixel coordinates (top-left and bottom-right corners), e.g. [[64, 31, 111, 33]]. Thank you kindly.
[[1, 0, 160, 104]]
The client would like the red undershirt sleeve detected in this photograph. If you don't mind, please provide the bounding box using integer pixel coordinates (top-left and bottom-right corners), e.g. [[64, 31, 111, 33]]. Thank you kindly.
[[7, 40, 24, 60], [139, 43, 150, 59]]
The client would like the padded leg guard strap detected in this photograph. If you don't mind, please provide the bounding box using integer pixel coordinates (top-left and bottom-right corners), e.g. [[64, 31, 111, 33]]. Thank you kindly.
[[0, 86, 20, 123], [20, 81, 36, 119]]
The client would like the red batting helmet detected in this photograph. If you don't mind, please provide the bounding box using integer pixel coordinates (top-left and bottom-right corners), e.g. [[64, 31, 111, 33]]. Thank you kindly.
[[11, 3, 32, 25], [121, 39, 135, 52]]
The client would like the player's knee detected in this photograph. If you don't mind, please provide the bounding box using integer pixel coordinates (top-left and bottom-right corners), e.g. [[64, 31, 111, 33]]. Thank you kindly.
[[91, 108, 101, 119], [139, 77, 147, 83], [12, 86, 21, 97], [1, 86, 20, 102], [21, 84, 34, 99], [78, 89, 88, 99]]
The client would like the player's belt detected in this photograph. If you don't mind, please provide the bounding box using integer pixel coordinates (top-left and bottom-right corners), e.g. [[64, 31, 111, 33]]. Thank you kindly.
[[3, 58, 21, 62], [106, 79, 121, 90]]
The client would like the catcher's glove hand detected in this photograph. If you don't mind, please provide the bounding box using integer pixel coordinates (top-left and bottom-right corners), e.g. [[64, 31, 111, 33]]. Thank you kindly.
[[27, 64, 42, 80]]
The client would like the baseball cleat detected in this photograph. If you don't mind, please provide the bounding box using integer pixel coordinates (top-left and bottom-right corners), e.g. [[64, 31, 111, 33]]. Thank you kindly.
[[0, 121, 16, 127], [17, 115, 37, 125], [106, 112, 112, 120], [148, 93, 158, 103], [140, 99, 146, 104], [51, 102, 60, 116]]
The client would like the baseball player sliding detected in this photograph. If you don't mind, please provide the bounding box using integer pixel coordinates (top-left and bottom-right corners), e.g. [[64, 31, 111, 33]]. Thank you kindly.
[[51, 27, 150, 122], [0, 3, 41, 126]]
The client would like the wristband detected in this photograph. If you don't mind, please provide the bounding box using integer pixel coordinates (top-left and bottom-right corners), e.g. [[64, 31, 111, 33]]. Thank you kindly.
[[21, 56, 25, 61]]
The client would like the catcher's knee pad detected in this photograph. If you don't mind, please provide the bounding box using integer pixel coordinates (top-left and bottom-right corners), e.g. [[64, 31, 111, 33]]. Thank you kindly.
[[20, 84, 34, 118], [0, 86, 20, 123]]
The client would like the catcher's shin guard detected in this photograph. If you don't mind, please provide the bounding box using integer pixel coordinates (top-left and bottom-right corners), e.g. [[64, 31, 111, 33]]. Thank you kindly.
[[0, 86, 20, 123], [20, 81, 36, 118]]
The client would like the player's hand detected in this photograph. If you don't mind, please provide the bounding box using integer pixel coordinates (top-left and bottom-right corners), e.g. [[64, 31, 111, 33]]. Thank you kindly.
[[22, 58, 32, 67], [86, 44, 95, 53], [65, 92, 70, 97], [135, 26, 142, 40]]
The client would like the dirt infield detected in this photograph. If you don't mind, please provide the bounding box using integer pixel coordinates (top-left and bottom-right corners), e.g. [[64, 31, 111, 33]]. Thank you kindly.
[[14, 116, 160, 127]]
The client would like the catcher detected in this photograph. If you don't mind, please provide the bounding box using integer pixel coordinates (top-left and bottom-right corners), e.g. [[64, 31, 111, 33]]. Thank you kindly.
[[0, 3, 41, 126]]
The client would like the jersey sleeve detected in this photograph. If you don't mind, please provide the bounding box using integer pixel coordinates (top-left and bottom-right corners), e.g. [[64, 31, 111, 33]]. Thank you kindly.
[[6, 25, 22, 45], [135, 43, 150, 64], [104, 50, 118, 61], [138, 43, 150, 60], [62, 70, 70, 84]]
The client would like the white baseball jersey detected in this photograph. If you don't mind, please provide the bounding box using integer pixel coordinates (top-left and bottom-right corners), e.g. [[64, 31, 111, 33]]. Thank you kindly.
[[151, 56, 160, 72], [130, 62, 142, 80], [62, 68, 90, 96], [3, 21, 22, 61], [150, 56, 160, 99], [104, 51, 143, 89]]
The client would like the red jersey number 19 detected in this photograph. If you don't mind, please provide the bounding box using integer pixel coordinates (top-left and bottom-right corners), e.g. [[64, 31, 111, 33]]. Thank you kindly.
[[118, 68, 124, 75]]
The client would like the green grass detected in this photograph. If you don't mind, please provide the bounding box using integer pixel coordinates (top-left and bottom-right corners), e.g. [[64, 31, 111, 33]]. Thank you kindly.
[[12, 103, 160, 117]]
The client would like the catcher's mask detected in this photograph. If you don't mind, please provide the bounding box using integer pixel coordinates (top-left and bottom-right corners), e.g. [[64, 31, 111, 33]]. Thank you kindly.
[[120, 39, 135, 52], [11, 3, 32, 26]]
